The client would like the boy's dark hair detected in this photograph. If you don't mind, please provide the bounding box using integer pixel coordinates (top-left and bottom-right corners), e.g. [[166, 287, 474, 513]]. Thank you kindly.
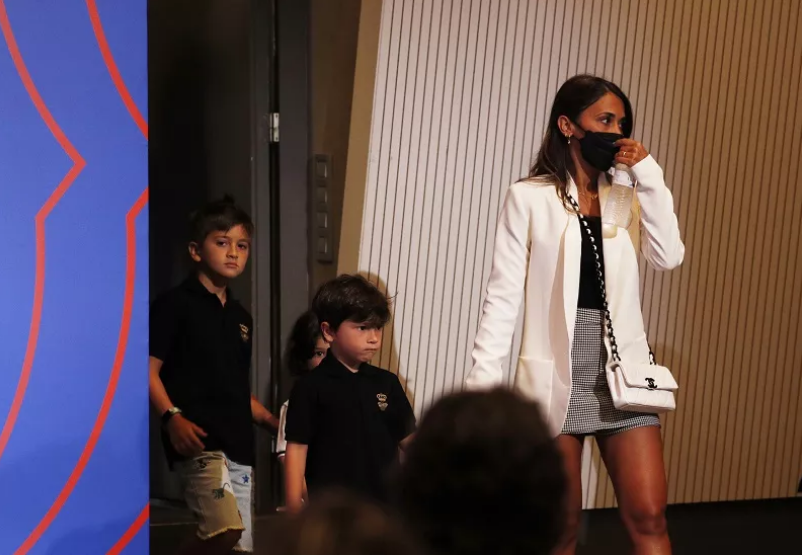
[[394, 389, 566, 555], [311, 274, 391, 330], [189, 195, 254, 244], [284, 310, 322, 377], [270, 490, 425, 555]]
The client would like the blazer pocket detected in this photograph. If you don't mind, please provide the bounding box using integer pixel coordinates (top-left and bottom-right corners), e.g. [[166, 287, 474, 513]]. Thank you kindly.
[[514, 357, 555, 415]]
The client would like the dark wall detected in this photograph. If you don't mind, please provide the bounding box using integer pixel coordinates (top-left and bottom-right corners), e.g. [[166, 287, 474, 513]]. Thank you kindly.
[[275, 0, 312, 411], [148, 0, 255, 501], [309, 0, 362, 290], [149, 0, 253, 303]]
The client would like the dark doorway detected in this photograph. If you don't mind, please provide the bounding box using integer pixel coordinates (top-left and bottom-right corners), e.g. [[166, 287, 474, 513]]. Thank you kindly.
[[148, 1, 311, 549]]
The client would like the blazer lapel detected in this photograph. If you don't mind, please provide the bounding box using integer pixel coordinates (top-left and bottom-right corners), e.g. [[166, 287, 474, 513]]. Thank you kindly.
[[598, 172, 623, 312], [563, 177, 581, 349]]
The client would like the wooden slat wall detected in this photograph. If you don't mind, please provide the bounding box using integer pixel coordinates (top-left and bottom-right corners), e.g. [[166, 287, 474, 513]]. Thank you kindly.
[[352, 0, 802, 507]]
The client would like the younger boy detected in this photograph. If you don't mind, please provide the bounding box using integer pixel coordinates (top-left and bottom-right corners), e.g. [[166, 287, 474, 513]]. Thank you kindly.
[[149, 197, 279, 554], [284, 275, 416, 511]]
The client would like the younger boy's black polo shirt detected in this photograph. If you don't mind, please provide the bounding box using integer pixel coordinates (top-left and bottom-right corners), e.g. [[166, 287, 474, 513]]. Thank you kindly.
[[150, 276, 254, 466], [285, 353, 416, 502]]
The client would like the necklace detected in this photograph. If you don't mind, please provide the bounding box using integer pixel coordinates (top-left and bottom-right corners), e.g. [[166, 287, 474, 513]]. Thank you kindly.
[[579, 188, 599, 200]]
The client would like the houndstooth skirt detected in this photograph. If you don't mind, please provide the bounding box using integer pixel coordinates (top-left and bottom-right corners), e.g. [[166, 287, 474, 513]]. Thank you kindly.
[[561, 308, 660, 436]]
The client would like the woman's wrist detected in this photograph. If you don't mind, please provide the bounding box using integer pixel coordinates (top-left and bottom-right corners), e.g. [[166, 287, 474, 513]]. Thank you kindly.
[[629, 155, 662, 185]]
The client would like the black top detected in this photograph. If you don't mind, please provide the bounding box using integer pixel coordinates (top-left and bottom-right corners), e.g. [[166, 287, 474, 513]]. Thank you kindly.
[[578, 216, 606, 310], [150, 276, 254, 466], [285, 353, 416, 502]]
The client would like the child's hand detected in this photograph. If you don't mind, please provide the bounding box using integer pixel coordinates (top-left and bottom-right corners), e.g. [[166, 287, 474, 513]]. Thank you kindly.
[[167, 414, 207, 457], [286, 498, 304, 514]]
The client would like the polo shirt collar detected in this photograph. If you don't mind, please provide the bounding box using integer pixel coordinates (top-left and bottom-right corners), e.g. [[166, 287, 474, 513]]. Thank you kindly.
[[320, 352, 374, 377], [182, 274, 236, 303]]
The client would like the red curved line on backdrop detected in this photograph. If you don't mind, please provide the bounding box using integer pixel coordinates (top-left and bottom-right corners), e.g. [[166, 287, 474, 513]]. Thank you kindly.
[[106, 503, 150, 555], [0, 0, 86, 463], [85, 0, 148, 139], [15, 189, 149, 555]]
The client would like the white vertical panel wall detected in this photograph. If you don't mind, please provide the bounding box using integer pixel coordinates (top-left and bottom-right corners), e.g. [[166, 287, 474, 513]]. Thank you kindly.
[[355, 0, 802, 507]]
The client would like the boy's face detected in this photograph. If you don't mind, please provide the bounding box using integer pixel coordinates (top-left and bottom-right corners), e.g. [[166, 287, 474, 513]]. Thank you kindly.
[[321, 320, 382, 366], [189, 224, 251, 280]]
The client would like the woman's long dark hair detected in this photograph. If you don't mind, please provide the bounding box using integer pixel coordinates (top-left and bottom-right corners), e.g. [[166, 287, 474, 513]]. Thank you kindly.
[[530, 74, 634, 209]]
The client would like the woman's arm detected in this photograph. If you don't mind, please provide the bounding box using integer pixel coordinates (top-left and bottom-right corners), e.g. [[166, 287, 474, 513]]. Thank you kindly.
[[466, 183, 531, 389], [630, 155, 685, 270]]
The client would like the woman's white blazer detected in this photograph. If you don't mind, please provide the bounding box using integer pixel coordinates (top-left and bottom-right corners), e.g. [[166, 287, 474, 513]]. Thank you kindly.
[[465, 155, 685, 435]]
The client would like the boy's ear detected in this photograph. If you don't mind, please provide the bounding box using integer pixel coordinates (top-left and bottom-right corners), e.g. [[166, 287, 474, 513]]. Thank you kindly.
[[188, 242, 202, 263], [320, 322, 336, 343]]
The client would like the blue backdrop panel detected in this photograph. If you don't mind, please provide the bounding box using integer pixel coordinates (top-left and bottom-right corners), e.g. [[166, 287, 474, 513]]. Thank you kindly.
[[0, 1, 148, 554]]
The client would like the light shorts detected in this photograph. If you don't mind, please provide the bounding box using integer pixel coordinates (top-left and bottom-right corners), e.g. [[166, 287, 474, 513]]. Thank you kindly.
[[175, 450, 253, 552]]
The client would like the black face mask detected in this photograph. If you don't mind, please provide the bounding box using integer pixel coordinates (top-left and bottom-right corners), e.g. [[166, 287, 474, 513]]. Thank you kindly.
[[575, 129, 624, 172]]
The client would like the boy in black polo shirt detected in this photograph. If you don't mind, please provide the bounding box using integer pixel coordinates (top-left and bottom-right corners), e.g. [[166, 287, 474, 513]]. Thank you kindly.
[[284, 275, 416, 511], [149, 198, 278, 554]]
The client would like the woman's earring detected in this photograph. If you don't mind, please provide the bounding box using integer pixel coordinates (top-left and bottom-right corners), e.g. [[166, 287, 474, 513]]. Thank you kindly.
[[566, 134, 572, 145]]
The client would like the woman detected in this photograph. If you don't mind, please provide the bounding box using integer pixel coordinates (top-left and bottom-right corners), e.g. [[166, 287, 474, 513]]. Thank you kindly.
[[465, 75, 684, 555]]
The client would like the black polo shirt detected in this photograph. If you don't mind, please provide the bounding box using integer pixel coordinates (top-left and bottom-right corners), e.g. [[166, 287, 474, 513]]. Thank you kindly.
[[150, 276, 254, 466], [285, 353, 416, 501]]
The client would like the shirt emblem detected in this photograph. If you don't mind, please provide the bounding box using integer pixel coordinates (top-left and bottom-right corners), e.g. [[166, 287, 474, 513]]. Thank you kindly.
[[239, 324, 250, 342], [377, 393, 388, 411]]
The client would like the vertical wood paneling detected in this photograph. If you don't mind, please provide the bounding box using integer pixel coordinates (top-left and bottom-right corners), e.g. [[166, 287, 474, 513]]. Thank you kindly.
[[354, 0, 802, 507], [775, 1, 802, 499]]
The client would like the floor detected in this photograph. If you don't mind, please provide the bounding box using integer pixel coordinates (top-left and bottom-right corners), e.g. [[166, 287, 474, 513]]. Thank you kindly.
[[150, 497, 802, 554], [576, 498, 801, 554]]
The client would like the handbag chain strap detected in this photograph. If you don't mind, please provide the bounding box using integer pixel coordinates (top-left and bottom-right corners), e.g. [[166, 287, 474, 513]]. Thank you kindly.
[[566, 193, 656, 366]]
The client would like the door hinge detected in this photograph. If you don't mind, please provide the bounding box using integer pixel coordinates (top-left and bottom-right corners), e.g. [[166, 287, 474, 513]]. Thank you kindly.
[[268, 112, 279, 143]]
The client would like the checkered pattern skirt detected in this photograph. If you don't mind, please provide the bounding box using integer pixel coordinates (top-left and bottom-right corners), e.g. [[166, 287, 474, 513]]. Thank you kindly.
[[561, 308, 660, 436]]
